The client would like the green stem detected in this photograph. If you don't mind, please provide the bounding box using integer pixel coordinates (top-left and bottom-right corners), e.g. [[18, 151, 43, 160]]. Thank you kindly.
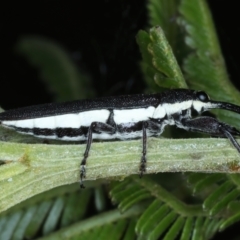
[[1, 138, 240, 213]]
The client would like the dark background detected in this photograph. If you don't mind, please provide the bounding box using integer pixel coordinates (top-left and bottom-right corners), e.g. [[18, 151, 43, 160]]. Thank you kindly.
[[1, 1, 240, 238], [1, 1, 240, 109]]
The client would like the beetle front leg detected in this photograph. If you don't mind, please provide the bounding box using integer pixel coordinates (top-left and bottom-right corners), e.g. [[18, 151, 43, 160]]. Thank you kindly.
[[80, 122, 116, 188], [180, 116, 240, 152]]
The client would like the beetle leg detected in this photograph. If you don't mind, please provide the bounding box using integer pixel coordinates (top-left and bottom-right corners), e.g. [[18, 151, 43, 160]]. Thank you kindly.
[[139, 121, 148, 176], [139, 120, 163, 177], [80, 122, 116, 188], [179, 116, 240, 153]]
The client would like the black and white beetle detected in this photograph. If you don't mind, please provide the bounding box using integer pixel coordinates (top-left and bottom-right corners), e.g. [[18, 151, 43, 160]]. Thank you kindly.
[[1, 89, 240, 188]]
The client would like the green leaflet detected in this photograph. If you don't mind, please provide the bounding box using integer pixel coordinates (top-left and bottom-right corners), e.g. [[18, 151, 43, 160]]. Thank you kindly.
[[148, 0, 180, 48], [136, 27, 187, 90], [147, 0, 188, 64]]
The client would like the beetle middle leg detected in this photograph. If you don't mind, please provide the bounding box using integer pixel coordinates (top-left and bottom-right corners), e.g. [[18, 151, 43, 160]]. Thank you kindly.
[[139, 119, 163, 177]]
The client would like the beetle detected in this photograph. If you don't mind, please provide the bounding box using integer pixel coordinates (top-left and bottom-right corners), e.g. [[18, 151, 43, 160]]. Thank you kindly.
[[1, 89, 240, 188]]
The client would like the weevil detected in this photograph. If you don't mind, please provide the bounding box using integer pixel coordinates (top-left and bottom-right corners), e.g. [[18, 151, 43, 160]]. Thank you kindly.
[[1, 89, 240, 187]]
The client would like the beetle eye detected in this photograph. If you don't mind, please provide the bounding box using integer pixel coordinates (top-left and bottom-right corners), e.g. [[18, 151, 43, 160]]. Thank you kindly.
[[196, 91, 209, 102]]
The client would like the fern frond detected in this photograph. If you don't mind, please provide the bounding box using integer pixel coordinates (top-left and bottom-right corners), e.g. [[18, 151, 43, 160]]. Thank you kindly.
[[0, 184, 93, 239], [186, 173, 240, 231], [110, 177, 218, 239]]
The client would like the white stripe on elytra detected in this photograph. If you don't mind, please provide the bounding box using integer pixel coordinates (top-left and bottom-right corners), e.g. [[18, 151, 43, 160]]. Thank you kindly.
[[113, 106, 155, 124], [78, 110, 110, 127], [2, 110, 110, 129], [34, 116, 55, 129], [3, 107, 155, 130], [1, 108, 176, 141], [3, 100, 210, 138]]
